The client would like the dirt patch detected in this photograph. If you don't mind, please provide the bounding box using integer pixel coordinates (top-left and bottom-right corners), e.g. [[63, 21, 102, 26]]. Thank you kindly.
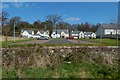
[[1, 35, 26, 42]]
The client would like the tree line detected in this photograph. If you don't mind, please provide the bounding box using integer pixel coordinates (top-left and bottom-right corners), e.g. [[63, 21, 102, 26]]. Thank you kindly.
[[1, 11, 100, 38]]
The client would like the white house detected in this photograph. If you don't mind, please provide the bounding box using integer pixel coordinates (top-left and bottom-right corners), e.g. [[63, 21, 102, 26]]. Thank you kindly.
[[71, 31, 79, 39], [51, 29, 69, 38], [79, 31, 84, 38], [96, 24, 120, 38], [36, 30, 49, 37], [84, 32, 96, 39], [21, 30, 34, 38], [71, 31, 84, 39]]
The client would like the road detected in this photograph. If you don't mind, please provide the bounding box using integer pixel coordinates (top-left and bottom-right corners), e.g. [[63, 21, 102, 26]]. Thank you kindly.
[[43, 39, 74, 44]]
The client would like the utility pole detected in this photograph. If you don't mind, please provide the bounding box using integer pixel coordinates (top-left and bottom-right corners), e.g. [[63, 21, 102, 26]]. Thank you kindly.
[[13, 22, 16, 43], [100, 26, 102, 44]]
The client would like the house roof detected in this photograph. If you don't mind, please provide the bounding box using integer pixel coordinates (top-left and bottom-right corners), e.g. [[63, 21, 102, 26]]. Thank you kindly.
[[84, 32, 93, 35], [38, 30, 45, 34], [101, 24, 120, 29], [53, 29, 69, 34], [22, 30, 33, 34], [71, 31, 80, 34]]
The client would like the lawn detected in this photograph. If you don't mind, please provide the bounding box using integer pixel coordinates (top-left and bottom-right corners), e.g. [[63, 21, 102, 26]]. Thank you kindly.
[[77, 38, 120, 46]]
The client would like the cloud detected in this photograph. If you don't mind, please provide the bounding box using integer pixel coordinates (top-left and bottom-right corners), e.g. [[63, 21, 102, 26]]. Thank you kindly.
[[65, 17, 80, 21], [13, 2, 23, 8], [11, 2, 34, 8], [25, 4, 30, 8], [2, 4, 10, 9]]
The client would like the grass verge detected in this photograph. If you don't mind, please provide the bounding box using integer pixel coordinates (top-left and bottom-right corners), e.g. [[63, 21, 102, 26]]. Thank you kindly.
[[2, 61, 119, 78], [77, 38, 120, 46]]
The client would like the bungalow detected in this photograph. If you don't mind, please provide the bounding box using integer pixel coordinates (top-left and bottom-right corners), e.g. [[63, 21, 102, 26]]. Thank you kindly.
[[21, 30, 34, 38], [96, 24, 120, 38], [51, 29, 69, 38], [84, 32, 96, 39], [36, 30, 49, 37]]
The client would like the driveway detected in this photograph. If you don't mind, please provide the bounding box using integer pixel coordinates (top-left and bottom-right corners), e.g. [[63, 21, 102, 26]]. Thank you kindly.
[[68, 39, 98, 44]]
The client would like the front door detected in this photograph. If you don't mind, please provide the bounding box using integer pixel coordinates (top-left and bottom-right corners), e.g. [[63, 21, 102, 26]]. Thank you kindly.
[[62, 36, 64, 38]]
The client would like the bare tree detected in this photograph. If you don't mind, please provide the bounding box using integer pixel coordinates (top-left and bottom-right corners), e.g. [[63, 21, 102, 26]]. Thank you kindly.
[[46, 14, 62, 29], [1, 11, 9, 27], [1, 11, 9, 42], [2, 25, 10, 42]]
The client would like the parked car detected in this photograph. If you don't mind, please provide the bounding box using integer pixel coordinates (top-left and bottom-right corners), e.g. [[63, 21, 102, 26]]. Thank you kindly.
[[66, 36, 74, 39], [32, 34, 41, 38], [37, 36, 49, 40]]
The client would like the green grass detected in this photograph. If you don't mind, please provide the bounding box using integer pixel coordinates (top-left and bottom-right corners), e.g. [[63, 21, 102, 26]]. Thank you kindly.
[[2, 69, 18, 78], [1, 38, 119, 47], [2, 43, 105, 48], [77, 38, 120, 46], [1, 38, 35, 47], [2, 61, 119, 78]]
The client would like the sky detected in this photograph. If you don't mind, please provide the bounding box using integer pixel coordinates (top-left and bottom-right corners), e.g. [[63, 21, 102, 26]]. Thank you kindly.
[[2, 2, 118, 24]]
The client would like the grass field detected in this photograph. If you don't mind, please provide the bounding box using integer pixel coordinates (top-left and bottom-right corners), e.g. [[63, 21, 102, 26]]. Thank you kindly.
[[78, 38, 120, 46], [0, 35, 35, 47]]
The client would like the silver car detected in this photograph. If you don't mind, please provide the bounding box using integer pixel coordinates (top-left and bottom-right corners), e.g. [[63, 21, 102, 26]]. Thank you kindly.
[[37, 36, 49, 40]]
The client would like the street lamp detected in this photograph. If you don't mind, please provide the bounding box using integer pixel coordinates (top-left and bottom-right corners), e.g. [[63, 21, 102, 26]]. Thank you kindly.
[[13, 22, 16, 43]]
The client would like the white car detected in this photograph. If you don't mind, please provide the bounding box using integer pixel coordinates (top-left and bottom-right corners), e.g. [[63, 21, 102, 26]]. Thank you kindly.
[[32, 34, 41, 38]]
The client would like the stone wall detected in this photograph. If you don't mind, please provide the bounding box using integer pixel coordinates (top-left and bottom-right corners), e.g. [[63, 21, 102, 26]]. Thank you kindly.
[[2, 46, 119, 69]]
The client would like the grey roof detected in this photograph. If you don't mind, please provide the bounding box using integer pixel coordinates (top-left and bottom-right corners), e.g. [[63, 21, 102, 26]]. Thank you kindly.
[[53, 29, 69, 34], [22, 30, 33, 34], [71, 31, 80, 34], [101, 24, 120, 29], [38, 30, 45, 34], [84, 32, 93, 35]]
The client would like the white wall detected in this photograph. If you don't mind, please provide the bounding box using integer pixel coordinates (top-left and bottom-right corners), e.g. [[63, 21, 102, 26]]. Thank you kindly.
[[51, 31, 69, 38], [104, 29, 120, 35], [21, 31, 32, 38], [37, 31, 49, 37], [91, 33, 96, 38], [79, 32, 84, 38]]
